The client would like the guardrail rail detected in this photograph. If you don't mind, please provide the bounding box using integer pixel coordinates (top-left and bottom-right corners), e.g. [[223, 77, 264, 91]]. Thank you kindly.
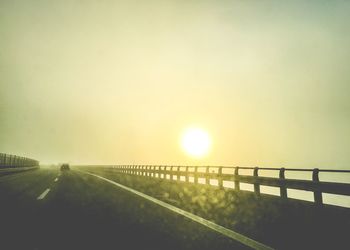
[[110, 165, 350, 207]]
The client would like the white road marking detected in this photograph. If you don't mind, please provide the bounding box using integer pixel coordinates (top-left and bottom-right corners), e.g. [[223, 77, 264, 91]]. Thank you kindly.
[[54, 178, 58, 182], [37, 188, 50, 200], [77, 169, 274, 250]]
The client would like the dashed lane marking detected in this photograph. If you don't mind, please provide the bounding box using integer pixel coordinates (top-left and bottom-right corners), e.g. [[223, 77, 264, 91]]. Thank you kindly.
[[76, 169, 274, 250], [37, 188, 50, 200]]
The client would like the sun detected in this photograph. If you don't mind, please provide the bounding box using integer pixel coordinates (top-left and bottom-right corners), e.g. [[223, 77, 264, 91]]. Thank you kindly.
[[181, 127, 211, 158]]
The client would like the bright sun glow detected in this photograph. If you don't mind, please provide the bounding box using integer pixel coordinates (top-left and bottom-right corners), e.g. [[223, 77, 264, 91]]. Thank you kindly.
[[181, 127, 211, 158]]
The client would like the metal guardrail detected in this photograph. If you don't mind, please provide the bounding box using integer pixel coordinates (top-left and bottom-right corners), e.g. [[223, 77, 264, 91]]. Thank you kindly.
[[111, 165, 350, 206], [0, 153, 39, 168]]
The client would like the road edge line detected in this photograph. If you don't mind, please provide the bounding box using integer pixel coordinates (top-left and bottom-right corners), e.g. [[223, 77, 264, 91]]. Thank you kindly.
[[76, 169, 274, 250]]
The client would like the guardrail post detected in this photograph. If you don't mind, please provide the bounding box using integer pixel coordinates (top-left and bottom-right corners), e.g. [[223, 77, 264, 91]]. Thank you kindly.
[[254, 167, 260, 196], [234, 166, 240, 191], [159, 166, 163, 178], [194, 167, 198, 184], [218, 167, 223, 189], [185, 166, 189, 182], [313, 168, 323, 206], [176, 166, 180, 181], [205, 166, 210, 185], [279, 168, 287, 199], [170, 166, 173, 180]]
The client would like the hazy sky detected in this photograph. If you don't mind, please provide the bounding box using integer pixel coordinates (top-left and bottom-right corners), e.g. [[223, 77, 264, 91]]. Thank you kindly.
[[1, 0, 349, 168]]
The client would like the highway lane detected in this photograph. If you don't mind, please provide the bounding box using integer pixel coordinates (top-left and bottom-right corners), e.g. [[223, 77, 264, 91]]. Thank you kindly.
[[0, 167, 254, 250]]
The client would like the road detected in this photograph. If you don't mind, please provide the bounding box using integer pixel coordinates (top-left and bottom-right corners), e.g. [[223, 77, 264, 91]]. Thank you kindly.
[[0, 167, 256, 250]]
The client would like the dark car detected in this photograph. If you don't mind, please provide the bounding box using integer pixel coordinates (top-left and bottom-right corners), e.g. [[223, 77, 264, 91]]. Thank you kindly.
[[60, 163, 70, 171]]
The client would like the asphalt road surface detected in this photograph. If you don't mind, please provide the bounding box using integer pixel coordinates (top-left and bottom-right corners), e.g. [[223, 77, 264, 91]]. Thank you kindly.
[[0, 167, 256, 250]]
